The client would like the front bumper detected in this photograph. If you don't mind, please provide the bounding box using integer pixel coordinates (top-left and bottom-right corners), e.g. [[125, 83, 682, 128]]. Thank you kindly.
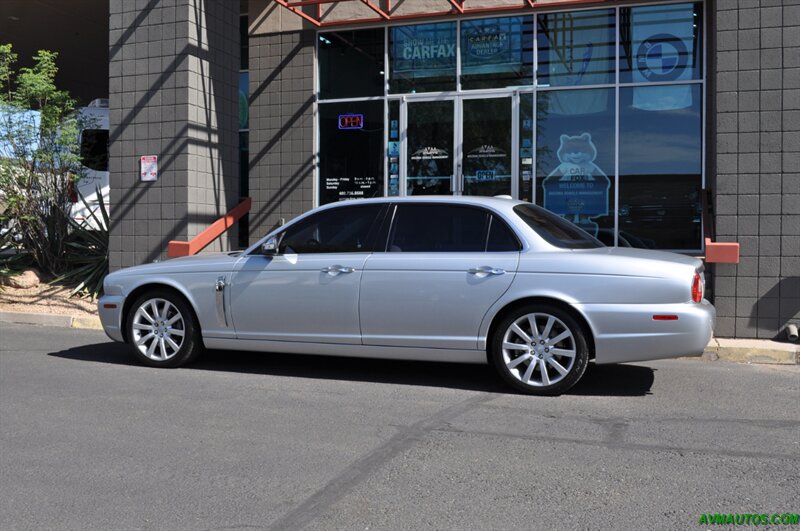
[[580, 300, 715, 365], [97, 294, 125, 342]]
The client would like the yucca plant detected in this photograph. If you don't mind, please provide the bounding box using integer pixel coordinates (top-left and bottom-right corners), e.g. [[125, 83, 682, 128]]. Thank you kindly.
[[51, 186, 108, 298]]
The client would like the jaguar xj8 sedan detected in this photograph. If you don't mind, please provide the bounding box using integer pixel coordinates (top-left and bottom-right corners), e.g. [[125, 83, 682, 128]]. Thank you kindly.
[[99, 196, 715, 395]]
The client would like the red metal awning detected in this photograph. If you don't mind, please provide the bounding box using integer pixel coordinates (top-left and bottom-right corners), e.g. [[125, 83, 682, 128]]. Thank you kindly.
[[274, 0, 606, 28]]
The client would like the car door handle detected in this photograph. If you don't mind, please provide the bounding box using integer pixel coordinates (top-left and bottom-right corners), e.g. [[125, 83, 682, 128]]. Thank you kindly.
[[321, 265, 355, 275], [468, 266, 506, 276]]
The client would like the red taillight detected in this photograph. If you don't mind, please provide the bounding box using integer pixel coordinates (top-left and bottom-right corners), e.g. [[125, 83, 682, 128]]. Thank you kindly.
[[653, 315, 679, 321], [691, 272, 703, 303]]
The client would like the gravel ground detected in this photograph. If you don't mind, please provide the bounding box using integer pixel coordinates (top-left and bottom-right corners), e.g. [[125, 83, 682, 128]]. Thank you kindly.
[[0, 283, 97, 317]]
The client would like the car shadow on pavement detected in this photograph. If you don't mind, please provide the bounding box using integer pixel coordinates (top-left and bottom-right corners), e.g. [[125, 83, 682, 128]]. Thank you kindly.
[[48, 343, 655, 396]]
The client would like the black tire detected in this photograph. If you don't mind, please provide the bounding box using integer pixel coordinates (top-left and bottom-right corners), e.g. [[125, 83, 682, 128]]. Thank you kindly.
[[490, 303, 590, 395], [125, 289, 204, 368]]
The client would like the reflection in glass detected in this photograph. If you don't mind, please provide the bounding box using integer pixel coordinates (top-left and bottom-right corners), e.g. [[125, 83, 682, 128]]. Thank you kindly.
[[460, 16, 533, 90], [617, 177, 701, 250], [388, 100, 400, 196], [238, 131, 249, 247], [537, 9, 615, 87], [239, 71, 249, 130], [619, 85, 702, 250], [518, 93, 539, 203], [240, 15, 248, 70], [319, 29, 385, 99], [319, 102, 384, 205], [406, 101, 454, 195], [462, 98, 512, 196], [535, 88, 615, 238], [620, 3, 703, 85], [390, 23, 457, 93]]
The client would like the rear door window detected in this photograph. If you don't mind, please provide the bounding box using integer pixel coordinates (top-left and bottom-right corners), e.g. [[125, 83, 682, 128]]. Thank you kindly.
[[388, 204, 519, 252]]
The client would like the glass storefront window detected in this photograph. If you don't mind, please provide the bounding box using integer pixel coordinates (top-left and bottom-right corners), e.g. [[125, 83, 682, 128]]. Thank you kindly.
[[313, 3, 705, 250], [390, 22, 457, 93], [535, 88, 615, 241], [537, 9, 615, 88], [239, 71, 249, 130], [462, 97, 512, 196], [619, 84, 702, 250], [387, 100, 400, 196], [406, 100, 454, 195], [240, 15, 248, 70], [319, 102, 384, 205], [620, 3, 703, 84], [460, 16, 533, 90], [319, 29, 384, 99]]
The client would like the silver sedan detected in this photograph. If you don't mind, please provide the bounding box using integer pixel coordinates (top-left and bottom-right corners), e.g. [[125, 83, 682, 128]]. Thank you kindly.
[[98, 197, 715, 395]]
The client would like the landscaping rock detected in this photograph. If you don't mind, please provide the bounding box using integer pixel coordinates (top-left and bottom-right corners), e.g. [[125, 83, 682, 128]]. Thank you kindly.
[[2, 269, 41, 289]]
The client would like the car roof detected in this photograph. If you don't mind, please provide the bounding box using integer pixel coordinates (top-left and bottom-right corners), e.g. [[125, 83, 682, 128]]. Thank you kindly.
[[319, 195, 526, 212]]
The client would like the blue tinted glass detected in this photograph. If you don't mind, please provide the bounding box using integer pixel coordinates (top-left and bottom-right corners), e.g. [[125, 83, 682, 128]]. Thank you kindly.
[[239, 71, 249, 130], [537, 9, 615, 87], [535, 88, 615, 240], [390, 22, 456, 93], [461, 16, 533, 90], [620, 84, 702, 175], [618, 84, 702, 250], [620, 3, 703, 83]]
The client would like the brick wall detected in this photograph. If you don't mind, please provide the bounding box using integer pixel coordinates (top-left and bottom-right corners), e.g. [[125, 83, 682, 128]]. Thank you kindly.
[[712, 0, 800, 339], [108, 0, 239, 270], [246, 27, 315, 241]]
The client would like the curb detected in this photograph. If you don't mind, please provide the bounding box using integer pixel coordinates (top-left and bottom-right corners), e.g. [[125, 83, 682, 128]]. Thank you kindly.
[[0, 311, 103, 331], [703, 337, 799, 365]]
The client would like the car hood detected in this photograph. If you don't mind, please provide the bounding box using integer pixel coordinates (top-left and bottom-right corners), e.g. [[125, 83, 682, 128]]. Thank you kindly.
[[108, 251, 243, 278]]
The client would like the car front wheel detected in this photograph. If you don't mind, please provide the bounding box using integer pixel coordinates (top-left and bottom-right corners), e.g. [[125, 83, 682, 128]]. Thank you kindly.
[[126, 290, 203, 368], [491, 304, 589, 395]]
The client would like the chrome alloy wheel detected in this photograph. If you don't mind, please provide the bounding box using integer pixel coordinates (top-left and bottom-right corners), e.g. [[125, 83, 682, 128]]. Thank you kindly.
[[130, 298, 186, 361], [501, 313, 577, 387]]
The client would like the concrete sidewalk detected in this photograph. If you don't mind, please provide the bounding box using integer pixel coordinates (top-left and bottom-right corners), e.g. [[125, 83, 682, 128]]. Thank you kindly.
[[0, 310, 797, 364], [0, 311, 103, 330], [703, 337, 798, 365]]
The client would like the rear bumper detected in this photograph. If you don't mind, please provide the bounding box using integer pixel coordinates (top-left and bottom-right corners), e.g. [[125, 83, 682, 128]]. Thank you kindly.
[[97, 295, 125, 342], [580, 300, 715, 365]]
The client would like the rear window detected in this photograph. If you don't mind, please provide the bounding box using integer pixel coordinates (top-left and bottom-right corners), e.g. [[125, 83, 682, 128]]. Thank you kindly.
[[80, 129, 109, 172], [513, 204, 604, 249]]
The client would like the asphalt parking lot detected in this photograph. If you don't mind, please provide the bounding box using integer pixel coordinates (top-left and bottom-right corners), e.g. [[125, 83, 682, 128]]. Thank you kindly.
[[1, 321, 798, 530]]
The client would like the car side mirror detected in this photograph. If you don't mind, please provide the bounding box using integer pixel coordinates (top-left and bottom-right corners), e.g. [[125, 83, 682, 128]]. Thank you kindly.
[[261, 236, 279, 256]]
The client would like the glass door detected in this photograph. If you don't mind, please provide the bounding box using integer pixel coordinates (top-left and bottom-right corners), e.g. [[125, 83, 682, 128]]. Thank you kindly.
[[404, 99, 455, 196], [460, 96, 513, 197]]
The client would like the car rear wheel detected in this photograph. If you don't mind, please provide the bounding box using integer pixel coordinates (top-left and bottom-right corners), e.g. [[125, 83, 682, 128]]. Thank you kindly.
[[126, 290, 203, 368], [491, 304, 589, 395]]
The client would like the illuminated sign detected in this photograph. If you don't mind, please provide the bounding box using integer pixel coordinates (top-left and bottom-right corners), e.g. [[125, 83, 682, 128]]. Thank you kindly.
[[338, 114, 364, 130]]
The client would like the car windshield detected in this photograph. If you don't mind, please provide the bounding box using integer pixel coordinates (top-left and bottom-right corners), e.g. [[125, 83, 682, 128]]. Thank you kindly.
[[513, 204, 604, 249]]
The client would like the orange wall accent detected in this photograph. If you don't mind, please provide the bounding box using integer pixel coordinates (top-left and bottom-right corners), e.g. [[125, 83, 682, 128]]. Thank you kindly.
[[167, 198, 252, 257]]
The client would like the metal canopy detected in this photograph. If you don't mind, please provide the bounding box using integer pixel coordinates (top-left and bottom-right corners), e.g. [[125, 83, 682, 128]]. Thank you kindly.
[[274, 0, 604, 28]]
